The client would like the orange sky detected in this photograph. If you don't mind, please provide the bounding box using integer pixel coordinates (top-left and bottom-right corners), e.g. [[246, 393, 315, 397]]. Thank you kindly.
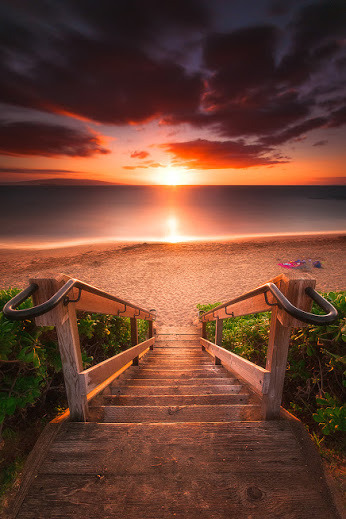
[[0, 1, 345, 186]]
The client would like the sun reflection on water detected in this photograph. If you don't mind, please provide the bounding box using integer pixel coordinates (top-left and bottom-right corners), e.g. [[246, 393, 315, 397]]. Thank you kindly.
[[166, 216, 180, 243]]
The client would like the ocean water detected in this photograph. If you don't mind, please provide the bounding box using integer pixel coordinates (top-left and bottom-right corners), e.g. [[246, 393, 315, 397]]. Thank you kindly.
[[0, 185, 345, 247]]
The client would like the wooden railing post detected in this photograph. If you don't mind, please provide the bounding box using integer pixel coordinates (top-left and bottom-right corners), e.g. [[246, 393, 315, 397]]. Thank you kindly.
[[215, 317, 223, 346], [148, 320, 154, 349], [201, 321, 207, 350], [261, 306, 292, 420], [131, 317, 139, 365], [262, 273, 316, 419], [202, 321, 207, 339], [31, 276, 88, 422]]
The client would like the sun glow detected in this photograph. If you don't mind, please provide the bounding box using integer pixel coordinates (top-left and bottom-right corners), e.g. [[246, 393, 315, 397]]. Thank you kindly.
[[159, 165, 187, 185]]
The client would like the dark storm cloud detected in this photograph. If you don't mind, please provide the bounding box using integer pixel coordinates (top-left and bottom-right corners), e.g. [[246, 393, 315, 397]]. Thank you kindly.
[[0, 1, 206, 125], [327, 105, 346, 128], [0, 0, 345, 166], [161, 139, 284, 169], [203, 25, 278, 108], [165, 0, 346, 153], [260, 117, 327, 146], [0, 121, 109, 157]]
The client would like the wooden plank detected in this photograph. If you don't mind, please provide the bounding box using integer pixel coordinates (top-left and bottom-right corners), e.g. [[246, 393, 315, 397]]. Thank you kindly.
[[202, 321, 207, 339], [90, 404, 262, 423], [277, 272, 316, 328], [79, 337, 154, 393], [31, 276, 88, 421], [6, 423, 62, 519], [262, 274, 317, 419], [122, 367, 233, 379], [116, 377, 238, 386], [111, 384, 244, 395], [141, 361, 213, 367], [148, 320, 153, 339], [14, 421, 339, 519], [102, 394, 250, 406], [75, 289, 150, 319], [201, 338, 270, 395], [36, 422, 311, 474], [202, 292, 271, 321], [55, 302, 88, 421], [215, 317, 223, 346], [130, 318, 138, 346], [261, 307, 292, 419], [17, 471, 336, 519]]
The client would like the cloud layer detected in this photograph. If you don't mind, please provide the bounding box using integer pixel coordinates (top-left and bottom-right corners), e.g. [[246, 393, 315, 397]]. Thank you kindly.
[[0, 121, 109, 157], [0, 0, 345, 169]]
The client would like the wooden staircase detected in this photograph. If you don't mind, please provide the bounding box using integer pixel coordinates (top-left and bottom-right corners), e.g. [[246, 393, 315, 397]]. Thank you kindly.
[[89, 335, 262, 423], [6, 275, 341, 519], [12, 333, 340, 519]]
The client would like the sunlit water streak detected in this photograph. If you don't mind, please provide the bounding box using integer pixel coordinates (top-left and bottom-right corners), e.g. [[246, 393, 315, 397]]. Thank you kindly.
[[0, 185, 344, 248]]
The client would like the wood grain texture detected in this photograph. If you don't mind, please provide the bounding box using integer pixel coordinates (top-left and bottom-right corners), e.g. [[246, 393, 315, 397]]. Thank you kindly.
[[202, 292, 271, 321], [7, 423, 62, 519], [90, 404, 262, 423], [261, 307, 292, 419], [55, 302, 88, 421], [117, 377, 239, 386], [79, 337, 155, 393], [130, 317, 138, 346], [201, 338, 270, 395], [102, 394, 250, 406], [111, 384, 243, 395], [16, 421, 339, 519], [75, 290, 152, 320], [277, 272, 316, 328], [215, 317, 223, 346]]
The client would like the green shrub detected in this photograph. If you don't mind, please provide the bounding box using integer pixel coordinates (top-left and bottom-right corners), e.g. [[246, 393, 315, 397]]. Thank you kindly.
[[313, 393, 346, 436]]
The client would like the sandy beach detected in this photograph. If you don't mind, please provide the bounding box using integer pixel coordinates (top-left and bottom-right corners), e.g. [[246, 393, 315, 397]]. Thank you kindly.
[[0, 233, 345, 328]]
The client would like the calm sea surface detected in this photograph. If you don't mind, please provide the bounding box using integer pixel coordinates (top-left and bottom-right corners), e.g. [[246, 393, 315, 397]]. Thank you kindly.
[[0, 185, 345, 247]]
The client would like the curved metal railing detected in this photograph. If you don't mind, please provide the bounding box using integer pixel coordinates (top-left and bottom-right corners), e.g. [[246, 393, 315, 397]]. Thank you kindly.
[[2, 278, 155, 321], [199, 282, 338, 325]]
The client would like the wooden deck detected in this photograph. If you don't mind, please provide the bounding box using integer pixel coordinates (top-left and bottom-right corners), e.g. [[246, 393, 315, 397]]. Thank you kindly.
[[10, 334, 340, 518]]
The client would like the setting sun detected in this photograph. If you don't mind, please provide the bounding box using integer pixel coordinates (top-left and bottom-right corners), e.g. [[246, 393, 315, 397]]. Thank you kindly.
[[158, 165, 187, 186]]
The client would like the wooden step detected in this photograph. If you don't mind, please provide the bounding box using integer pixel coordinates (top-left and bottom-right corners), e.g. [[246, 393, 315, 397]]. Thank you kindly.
[[146, 349, 207, 359], [124, 368, 232, 379], [22, 421, 336, 519], [140, 361, 214, 368], [102, 394, 250, 406], [116, 377, 239, 386], [111, 384, 244, 395], [89, 404, 262, 422], [143, 354, 210, 360]]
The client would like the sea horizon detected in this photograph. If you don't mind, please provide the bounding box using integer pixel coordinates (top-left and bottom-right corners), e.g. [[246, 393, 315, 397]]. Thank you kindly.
[[0, 184, 345, 248]]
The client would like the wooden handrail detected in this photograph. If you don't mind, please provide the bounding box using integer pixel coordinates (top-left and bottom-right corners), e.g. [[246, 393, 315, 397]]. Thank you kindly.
[[199, 273, 337, 325], [199, 273, 337, 419], [3, 273, 156, 321], [201, 338, 271, 395], [18, 274, 157, 421]]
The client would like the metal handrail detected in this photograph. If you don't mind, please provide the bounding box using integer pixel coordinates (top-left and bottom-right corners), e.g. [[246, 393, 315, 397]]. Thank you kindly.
[[2, 278, 156, 321], [199, 283, 338, 325]]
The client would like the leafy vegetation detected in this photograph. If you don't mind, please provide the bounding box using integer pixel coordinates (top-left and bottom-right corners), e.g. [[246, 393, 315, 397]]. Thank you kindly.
[[0, 287, 149, 501]]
